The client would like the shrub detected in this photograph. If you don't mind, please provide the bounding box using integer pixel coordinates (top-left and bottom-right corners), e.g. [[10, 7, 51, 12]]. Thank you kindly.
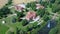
[[21, 19, 29, 26], [49, 27, 58, 34]]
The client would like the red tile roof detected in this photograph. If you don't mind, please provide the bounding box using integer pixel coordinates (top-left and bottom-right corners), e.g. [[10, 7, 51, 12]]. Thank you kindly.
[[14, 4, 26, 11], [26, 11, 36, 20], [15, 5, 24, 11]]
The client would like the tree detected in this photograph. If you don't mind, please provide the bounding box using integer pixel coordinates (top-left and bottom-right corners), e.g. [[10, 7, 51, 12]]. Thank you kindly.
[[0, 6, 12, 18], [36, 9, 45, 17], [51, 0, 60, 13], [5, 0, 13, 6], [30, 2, 36, 10], [20, 30, 24, 34], [26, 2, 36, 11], [43, 14, 50, 21], [49, 28, 58, 34], [52, 4, 60, 13], [8, 31, 14, 34], [15, 11, 25, 18], [16, 27, 20, 34], [0, 0, 13, 19], [16, 27, 27, 34], [26, 3, 31, 8], [55, 0, 60, 4], [21, 19, 29, 26], [15, 11, 25, 22], [33, 22, 38, 29], [40, 1, 49, 7], [50, 0, 56, 3]]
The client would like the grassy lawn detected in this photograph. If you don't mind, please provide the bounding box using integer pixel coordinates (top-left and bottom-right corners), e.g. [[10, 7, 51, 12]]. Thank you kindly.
[[0, 15, 17, 34], [0, 24, 9, 34], [0, 14, 28, 34]]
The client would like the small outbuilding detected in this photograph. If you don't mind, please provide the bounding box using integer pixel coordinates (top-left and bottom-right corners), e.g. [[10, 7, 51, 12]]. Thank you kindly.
[[36, 4, 44, 9]]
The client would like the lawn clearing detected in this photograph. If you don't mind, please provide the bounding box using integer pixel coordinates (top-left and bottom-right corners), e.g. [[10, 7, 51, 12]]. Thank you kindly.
[[0, 24, 9, 34]]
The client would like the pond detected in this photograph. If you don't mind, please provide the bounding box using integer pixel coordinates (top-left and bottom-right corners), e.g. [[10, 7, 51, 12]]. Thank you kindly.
[[37, 19, 57, 34]]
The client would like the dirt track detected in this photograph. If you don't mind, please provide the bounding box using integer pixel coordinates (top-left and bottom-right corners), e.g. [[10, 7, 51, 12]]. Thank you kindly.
[[0, 0, 8, 8], [0, 0, 36, 8], [13, 0, 36, 5]]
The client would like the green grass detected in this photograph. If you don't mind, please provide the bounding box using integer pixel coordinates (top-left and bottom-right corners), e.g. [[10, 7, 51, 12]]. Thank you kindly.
[[0, 15, 28, 34], [0, 15, 17, 34], [0, 24, 9, 34]]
